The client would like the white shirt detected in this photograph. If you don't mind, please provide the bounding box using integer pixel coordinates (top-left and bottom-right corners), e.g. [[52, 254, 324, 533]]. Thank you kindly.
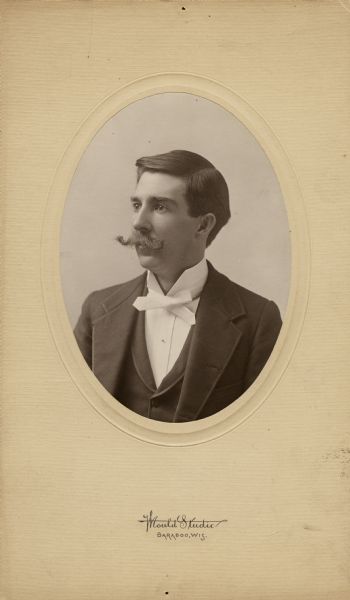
[[145, 258, 208, 387]]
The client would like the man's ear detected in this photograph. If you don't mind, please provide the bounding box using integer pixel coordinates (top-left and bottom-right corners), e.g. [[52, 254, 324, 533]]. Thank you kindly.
[[197, 213, 216, 238]]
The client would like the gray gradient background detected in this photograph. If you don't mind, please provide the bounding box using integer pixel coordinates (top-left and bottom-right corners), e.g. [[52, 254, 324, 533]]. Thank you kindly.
[[60, 93, 291, 327]]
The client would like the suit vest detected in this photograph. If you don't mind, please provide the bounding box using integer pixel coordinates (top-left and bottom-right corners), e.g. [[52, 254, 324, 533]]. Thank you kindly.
[[115, 309, 194, 422]]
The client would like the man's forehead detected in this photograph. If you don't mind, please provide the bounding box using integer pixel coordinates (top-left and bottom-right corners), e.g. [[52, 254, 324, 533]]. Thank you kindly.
[[134, 171, 186, 199]]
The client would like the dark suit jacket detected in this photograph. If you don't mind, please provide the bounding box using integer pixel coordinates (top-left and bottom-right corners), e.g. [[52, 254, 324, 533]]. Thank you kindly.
[[74, 262, 282, 421]]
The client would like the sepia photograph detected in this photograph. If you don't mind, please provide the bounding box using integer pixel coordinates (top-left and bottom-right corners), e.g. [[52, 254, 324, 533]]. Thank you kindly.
[[60, 92, 291, 423], [3, 2, 349, 597]]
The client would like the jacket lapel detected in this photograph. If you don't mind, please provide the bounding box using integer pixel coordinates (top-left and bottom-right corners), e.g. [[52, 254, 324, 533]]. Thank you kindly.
[[131, 310, 157, 392], [92, 273, 147, 395], [174, 264, 246, 422]]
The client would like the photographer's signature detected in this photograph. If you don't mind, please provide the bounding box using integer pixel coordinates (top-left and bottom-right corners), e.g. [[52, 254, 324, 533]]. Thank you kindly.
[[138, 510, 227, 542]]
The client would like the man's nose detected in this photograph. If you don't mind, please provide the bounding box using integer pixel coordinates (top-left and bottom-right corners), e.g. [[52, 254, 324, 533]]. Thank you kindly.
[[133, 206, 152, 231]]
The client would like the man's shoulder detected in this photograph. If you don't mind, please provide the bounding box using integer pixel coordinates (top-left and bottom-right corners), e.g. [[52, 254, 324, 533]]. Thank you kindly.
[[207, 263, 281, 319], [228, 278, 274, 310], [81, 272, 146, 320]]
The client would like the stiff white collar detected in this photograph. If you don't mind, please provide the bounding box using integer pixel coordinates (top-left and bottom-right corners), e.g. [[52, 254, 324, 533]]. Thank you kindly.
[[146, 257, 208, 300]]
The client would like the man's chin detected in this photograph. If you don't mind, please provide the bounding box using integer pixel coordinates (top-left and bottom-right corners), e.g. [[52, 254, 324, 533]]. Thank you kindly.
[[136, 251, 159, 271]]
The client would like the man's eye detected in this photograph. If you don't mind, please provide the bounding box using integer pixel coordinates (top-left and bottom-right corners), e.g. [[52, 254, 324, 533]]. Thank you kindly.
[[132, 202, 141, 211], [154, 203, 167, 212]]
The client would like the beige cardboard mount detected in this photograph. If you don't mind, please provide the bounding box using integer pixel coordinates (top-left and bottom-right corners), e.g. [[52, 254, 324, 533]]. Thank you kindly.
[[1, 2, 350, 599]]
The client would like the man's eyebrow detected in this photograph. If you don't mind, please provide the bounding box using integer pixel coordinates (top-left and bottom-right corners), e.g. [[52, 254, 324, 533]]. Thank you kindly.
[[150, 195, 177, 205], [130, 195, 177, 205]]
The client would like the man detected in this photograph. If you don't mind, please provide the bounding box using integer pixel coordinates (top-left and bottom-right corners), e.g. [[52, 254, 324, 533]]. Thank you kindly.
[[74, 149, 282, 422]]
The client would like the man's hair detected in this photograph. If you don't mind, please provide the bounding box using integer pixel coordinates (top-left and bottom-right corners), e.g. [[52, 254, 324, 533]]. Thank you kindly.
[[135, 149, 230, 246]]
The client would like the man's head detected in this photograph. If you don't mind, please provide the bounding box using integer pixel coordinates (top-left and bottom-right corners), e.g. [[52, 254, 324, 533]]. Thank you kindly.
[[136, 149, 230, 246], [117, 150, 230, 288]]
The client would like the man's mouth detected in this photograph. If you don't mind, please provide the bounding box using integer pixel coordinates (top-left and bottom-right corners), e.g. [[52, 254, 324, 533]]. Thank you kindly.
[[135, 244, 157, 256]]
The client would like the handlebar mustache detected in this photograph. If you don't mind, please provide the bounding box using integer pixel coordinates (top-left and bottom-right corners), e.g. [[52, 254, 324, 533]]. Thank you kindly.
[[116, 232, 164, 250]]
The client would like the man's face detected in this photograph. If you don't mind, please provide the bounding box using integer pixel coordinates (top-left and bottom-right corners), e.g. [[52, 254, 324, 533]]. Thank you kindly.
[[130, 171, 204, 282]]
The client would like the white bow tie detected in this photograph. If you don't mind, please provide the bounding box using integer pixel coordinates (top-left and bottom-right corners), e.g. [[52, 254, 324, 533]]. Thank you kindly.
[[133, 289, 196, 325]]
